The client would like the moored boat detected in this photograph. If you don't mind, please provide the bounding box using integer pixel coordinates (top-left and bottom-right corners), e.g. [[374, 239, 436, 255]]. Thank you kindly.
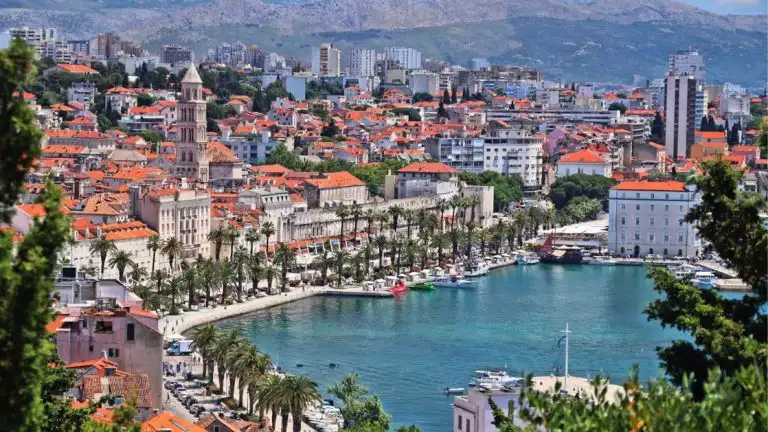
[[464, 261, 490, 277], [432, 276, 476, 288], [390, 280, 407, 294], [539, 246, 583, 264], [590, 255, 617, 265], [691, 271, 716, 289], [411, 281, 435, 291], [517, 253, 540, 265]]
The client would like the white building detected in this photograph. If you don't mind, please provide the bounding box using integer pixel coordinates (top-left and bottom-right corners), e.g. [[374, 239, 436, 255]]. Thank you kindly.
[[285, 75, 308, 101], [384, 47, 422, 69], [608, 181, 700, 258], [471, 58, 490, 70], [175, 64, 210, 183], [226, 126, 286, 164], [664, 75, 697, 161], [557, 149, 612, 178], [668, 48, 705, 82], [348, 48, 376, 77], [409, 70, 439, 95], [311, 43, 341, 77], [68, 82, 97, 109]]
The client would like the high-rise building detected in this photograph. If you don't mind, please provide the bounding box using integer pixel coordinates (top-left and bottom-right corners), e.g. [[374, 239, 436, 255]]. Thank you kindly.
[[409, 70, 439, 95], [348, 48, 376, 77], [175, 64, 209, 183], [384, 47, 422, 69], [9, 26, 73, 63], [311, 43, 341, 77], [668, 48, 705, 82], [664, 74, 698, 161], [471, 58, 490, 70], [161, 45, 194, 64]]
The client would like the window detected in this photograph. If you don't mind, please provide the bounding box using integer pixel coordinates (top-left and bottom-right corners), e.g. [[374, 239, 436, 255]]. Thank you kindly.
[[650, 204, 655, 211], [665, 205, 669, 212], [466, 419, 470, 432], [650, 217, 655, 226], [127, 323, 135, 341], [635, 204, 640, 211], [621, 204, 626, 210], [635, 217, 640, 226], [620, 232, 626, 240], [665, 193, 669, 199], [458, 415, 463, 430], [665, 218, 669, 227], [95, 321, 113, 333], [679, 235, 684, 243], [649, 233, 655, 242], [634, 233, 640, 240], [636, 193, 641, 198], [214, 426, 220, 432], [107, 348, 120, 358], [664, 234, 669, 242], [621, 217, 626, 226]]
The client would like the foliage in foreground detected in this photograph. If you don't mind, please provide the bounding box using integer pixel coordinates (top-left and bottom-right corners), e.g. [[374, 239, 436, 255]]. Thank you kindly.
[[491, 365, 766, 432]]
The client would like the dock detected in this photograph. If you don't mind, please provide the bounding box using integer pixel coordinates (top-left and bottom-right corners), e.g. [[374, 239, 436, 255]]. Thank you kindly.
[[320, 287, 394, 297], [698, 260, 738, 278], [715, 279, 751, 292]]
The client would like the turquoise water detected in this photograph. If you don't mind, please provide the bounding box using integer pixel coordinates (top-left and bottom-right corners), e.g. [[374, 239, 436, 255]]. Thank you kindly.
[[215, 265, 683, 431]]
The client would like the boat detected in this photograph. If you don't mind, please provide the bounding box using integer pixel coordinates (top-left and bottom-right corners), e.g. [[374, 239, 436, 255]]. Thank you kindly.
[[464, 261, 490, 277], [590, 256, 617, 266], [432, 276, 476, 288], [691, 271, 716, 289], [517, 253, 540, 265], [539, 246, 583, 264], [390, 280, 407, 295], [411, 281, 435, 291], [669, 263, 699, 280], [444, 387, 465, 395], [469, 369, 523, 388]]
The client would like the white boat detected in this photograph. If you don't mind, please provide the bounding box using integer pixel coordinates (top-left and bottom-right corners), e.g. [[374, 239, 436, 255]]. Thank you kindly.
[[590, 256, 617, 265], [517, 253, 540, 265], [432, 276, 476, 288], [469, 369, 523, 388], [691, 271, 716, 289], [669, 263, 699, 280], [444, 387, 465, 394], [464, 261, 490, 277]]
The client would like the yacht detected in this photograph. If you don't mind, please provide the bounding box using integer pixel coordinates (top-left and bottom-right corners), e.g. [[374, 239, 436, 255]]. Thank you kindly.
[[669, 263, 699, 280], [469, 369, 523, 388], [517, 253, 540, 265], [691, 271, 716, 289], [590, 256, 617, 266], [432, 276, 476, 288], [464, 261, 490, 277]]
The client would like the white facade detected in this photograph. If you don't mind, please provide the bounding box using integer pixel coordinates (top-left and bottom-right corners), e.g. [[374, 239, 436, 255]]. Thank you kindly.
[[664, 75, 697, 161], [384, 47, 422, 69], [668, 48, 706, 82], [348, 48, 376, 77], [483, 129, 543, 189], [311, 43, 341, 77], [409, 70, 439, 95], [608, 182, 700, 258], [557, 160, 612, 177], [175, 64, 210, 183], [226, 129, 281, 164], [68, 82, 97, 109]]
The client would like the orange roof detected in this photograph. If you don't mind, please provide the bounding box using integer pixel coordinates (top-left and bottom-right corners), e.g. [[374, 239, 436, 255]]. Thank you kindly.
[[46, 314, 68, 333], [695, 131, 726, 140], [55, 64, 98, 74], [207, 141, 240, 164], [129, 106, 161, 116], [398, 162, 457, 174], [12, 91, 36, 100], [305, 171, 365, 189], [559, 149, 606, 164], [141, 411, 205, 432], [614, 181, 687, 192], [732, 145, 759, 152], [16, 203, 70, 218], [67, 116, 94, 125], [43, 145, 86, 155], [50, 103, 75, 112], [90, 407, 114, 425]]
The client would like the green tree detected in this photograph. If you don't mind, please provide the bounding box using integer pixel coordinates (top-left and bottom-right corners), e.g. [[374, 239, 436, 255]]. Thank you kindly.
[[283, 375, 322, 432], [273, 243, 296, 292], [412, 92, 433, 102], [208, 225, 227, 262], [161, 236, 183, 271], [136, 93, 155, 107], [548, 174, 616, 210], [146, 235, 162, 273], [138, 130, 162, 146], [328, 373, 391, 431], [0, 40, 72, 430], [651, 111, 664, 141], [321, 120, 340, 137], [90, 235, 117, 277], [607, 102, 627, 114], [646, 159, 766, 398], [442, 89, 451, 104], [264, 143, 302, 170], [108, 250, 134, 282], [260, 221, 276, 261]]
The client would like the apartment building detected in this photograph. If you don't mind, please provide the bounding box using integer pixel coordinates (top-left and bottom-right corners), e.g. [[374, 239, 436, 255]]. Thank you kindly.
[[349, 48, 376, 77], [607, 181, 700, 258], [311, 43, 341, 77], [664, 74, 698, 161]]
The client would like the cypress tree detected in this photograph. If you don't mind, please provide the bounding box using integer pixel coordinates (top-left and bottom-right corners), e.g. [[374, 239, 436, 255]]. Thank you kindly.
[[700, 116, 709, 131]]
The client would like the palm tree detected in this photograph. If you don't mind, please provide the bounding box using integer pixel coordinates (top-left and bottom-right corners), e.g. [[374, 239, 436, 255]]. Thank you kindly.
[[208, 225, 228, 261], [375, 235, 388, 269], [505, 223, 517, 251], [376, 212, 389, 236], [350, 252, 365, 282], [513, 211, 527, 246], [350, 204, 363, 243], [181, 266, 197, 310], [127, 263, 147, 286], [264, 265, 277, 294], [430, 233, 448, 266], [162, 236, 183, 272], [361, 242, 373, 277], [312, 249, 333, 286], [465, 221, 477, 258], [478, 229, 493, 257], [435, 198, 448, 233], [283, 375, 322, 432], [404, 209, 417, 239], [219, 261, 234, 304], [418, 230, 431, 268], [211, 329, 240, 392], [224, 339, 248, 399], [448, 195, 462, 230], [466, 194, 481, 223], [364, 209, 377, 239], [131, 283, 164, 312], [335, 203, 350, 250], [248, 258, 264, 294], [108, 250, 134, 282], [197, 258, 217, 307], [89, 235, 116, 277], [245, 229, 261, 257], [448, 229, 462, 262], [232, 247, 248, 301], [190, 324, 218, 379], [403, 239, 419, 270], [260, 221, 276, 261], [146, 235, 162, 273], [225, 226, 240, 261], [333, 250, 349, 287], [233, 344, 271, 408], [387, 205, 403, 236], [255, 374, 284, 430], [165, 275, 182, 314], [273, 243, 296, 292], [390, 236, 403, 274]]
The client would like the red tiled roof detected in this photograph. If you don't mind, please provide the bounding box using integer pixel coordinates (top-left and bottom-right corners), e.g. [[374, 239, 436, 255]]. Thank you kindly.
[[397, 162, 457, 174], [55, 64, 98, 74], [46, 314, 68, 333], [695, 131, 726, 140], [559, 149, 606, 164], [83, 374, 153, 409], [304, 171, 365, 189], [141, 411, 205, 432], [614, 181, 687, 192]]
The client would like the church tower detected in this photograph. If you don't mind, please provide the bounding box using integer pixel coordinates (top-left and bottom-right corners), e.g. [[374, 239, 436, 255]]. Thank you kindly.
[[175, 63, 209, 184]]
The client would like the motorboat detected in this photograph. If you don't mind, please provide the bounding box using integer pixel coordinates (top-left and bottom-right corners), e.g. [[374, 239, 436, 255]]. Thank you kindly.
[[669, 263, 699, 280], [539, 246, 583, 264], [464, 261, 490, 277], [469, 369, 523, 388], [590, 255, 617, 265], [390, 280, 407, 295], [517, 253, 540, 265], [411, 281, 435, 291], [432, 276, 476, 288], [444, 387, 465, 395], [691, 271, 716, 289]]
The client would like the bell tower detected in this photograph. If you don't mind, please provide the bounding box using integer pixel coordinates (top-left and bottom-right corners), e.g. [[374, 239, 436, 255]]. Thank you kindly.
[[175, 63, 209, 184]]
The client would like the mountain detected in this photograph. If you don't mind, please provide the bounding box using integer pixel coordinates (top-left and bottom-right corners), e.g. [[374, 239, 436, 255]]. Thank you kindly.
[[1, 0, 766, 85]]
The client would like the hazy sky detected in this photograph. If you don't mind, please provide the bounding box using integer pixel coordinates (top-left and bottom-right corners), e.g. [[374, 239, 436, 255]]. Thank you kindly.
[[682, 0, 767, 14]]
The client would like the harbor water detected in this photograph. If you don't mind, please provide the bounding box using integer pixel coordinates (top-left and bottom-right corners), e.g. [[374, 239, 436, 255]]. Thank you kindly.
[[215, 264, 684, 431]]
